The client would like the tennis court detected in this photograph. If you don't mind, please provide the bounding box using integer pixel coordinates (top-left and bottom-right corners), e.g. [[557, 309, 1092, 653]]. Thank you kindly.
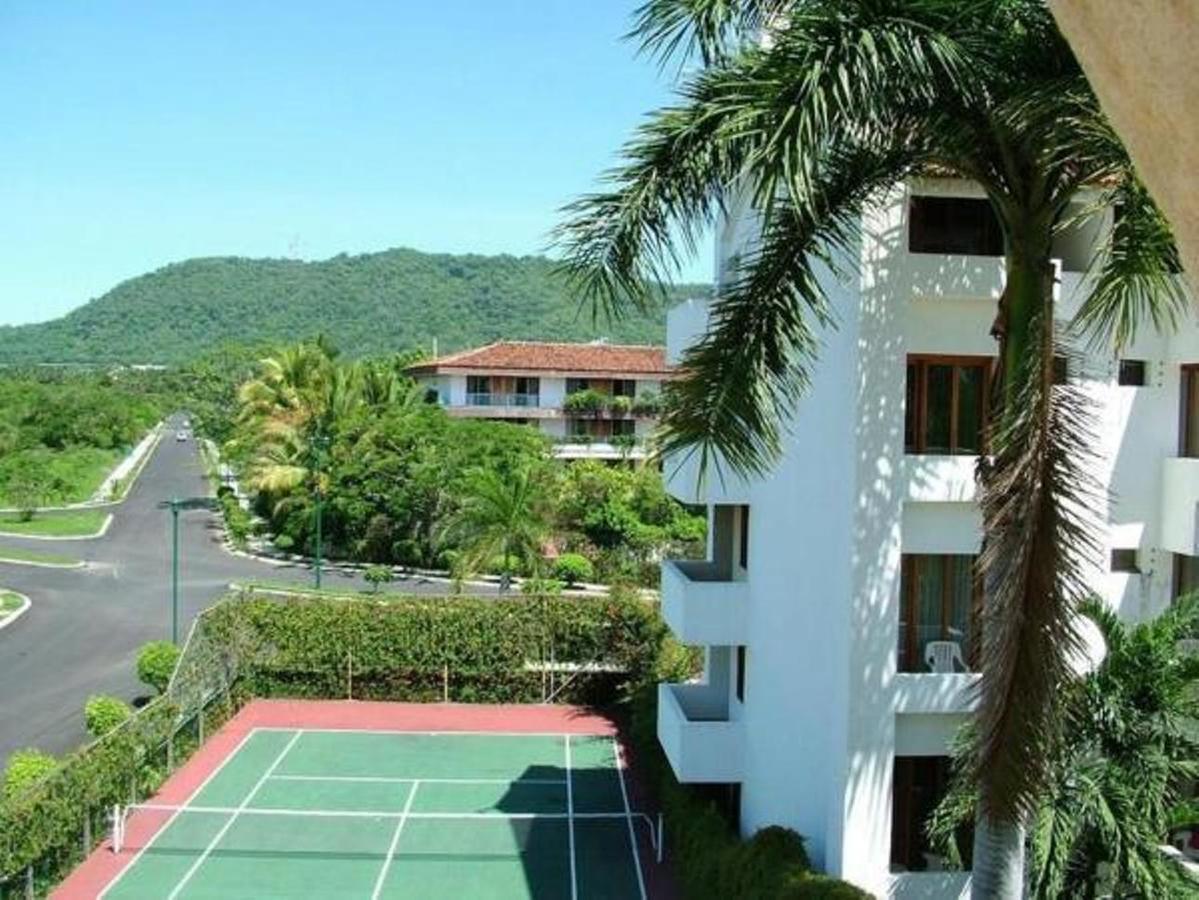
[[75, 704, 658, 900]]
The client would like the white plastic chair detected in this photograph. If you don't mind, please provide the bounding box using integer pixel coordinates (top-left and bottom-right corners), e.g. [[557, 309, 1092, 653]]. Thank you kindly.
[[925, 640, 966, 674]]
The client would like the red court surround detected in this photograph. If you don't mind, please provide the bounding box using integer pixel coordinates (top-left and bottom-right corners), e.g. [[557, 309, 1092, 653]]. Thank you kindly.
[[53, 699, 626, 899]]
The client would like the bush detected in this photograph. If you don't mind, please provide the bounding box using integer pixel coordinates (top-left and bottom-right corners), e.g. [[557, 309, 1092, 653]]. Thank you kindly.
[[84, 695, 131, 738], [137, 641, 181, 694], [364, 564, 393, 594], [273, 533, 295, 552], [607, 395, 632, 415], [563, 389, 606, 415], [220, 493, 251, 549], [631, 390, 661, 416], [553, 553, 595, 587], [2, 749, 57, 801]]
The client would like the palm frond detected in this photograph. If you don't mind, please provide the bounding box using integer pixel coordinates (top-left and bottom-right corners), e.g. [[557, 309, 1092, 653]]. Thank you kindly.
[[973, 313, 1104, 825], [629, 0, 786, 68]]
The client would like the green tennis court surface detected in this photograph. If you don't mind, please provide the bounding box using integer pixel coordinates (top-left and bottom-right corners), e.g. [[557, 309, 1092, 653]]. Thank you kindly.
[[103, 729, 649, 899]]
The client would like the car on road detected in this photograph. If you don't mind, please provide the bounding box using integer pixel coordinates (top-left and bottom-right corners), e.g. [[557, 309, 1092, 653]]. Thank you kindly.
[[176, 431, 188, 441]]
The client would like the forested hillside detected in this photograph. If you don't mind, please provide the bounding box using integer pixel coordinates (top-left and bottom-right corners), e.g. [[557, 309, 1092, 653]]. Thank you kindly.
[[0, 249, 704, 365]]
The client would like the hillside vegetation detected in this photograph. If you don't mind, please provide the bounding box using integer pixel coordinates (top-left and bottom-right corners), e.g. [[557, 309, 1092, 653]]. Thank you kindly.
[[0, 248, 703, 365]]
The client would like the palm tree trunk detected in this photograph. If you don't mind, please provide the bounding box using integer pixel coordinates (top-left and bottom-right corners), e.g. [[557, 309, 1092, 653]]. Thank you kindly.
[[971, 817, 1026, 899], [972, 222, 1056, 900]]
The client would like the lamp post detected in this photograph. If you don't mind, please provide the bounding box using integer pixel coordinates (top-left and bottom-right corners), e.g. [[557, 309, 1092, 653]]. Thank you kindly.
[[158, 496, 218, 644], [310, 433, 330, 590]]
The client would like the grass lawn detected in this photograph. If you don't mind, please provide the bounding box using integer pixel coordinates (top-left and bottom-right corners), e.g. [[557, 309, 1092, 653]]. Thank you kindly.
[[0, 590, 25, 623], [0, 545, 80, 566], [0, 508, 108, 537], [0, 446, 123, 507]]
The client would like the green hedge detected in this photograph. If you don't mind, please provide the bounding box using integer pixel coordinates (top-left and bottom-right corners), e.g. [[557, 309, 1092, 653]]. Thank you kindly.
[[628, 686, 872, 900], [206, 590, 664, 706]]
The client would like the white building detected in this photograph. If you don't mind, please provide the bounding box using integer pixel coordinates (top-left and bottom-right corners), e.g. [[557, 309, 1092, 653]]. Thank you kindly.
[[657, 178, 1197, 898], [407, 341, 669, 460]]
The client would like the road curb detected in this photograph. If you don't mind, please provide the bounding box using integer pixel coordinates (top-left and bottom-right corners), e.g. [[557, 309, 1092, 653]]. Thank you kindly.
[[0, 556, 86, 570], [0, 590, 32, 630]]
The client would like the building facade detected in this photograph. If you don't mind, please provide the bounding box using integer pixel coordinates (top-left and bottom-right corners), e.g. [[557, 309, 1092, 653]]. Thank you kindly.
[[407, 341, 669, 460], [657, 178, 1197, 898]]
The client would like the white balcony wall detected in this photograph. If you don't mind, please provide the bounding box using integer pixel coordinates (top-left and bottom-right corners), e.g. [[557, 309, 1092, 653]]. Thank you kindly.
[[660, 559, 749, 646], [657, 683, 744, 783], [1162, 458, 1199, 555]]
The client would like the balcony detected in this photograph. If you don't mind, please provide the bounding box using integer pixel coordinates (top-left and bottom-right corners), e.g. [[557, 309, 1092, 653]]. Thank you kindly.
[[663, 449, 753, 506], [660, 559, 748, 645], [657, 682, 743, 783], [900, 455, 978, 503], [1161, 457, 1199, 555], [888, 872, 972, 899], [552, 441, 649, 461], [898, 251, 1005, 302], [892, 673, 978, 714], [464, 392, 541, 408]]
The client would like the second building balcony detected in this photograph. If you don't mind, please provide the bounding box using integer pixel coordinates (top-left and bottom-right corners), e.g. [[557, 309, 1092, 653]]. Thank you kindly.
[[657, 682, 743, 783], [660, 559, 748, 646]]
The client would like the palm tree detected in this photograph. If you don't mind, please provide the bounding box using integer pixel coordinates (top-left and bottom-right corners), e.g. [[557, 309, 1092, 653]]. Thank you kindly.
[[443, 466, 552, 592], [929, 597, 1199, 897], [556, 2, 1186, 894]]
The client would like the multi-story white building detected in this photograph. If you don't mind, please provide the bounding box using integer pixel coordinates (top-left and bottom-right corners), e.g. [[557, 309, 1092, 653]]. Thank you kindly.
[[407, 341, 669, 460], [657, 178, 1197, 898]]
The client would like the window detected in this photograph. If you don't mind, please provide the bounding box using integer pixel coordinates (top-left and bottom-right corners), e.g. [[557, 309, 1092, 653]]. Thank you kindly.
[[567, 418, 592, 438], [735, 646, 746, 702], [738, 505, 749, 570], [899, 555, 979, 673], [466, 375, 492, 406], [891, 757, 971, 872], [1181, 366, 1199, 457], [514, 377, 540, 404], [905, 357, 990, 454], [1118, 359, 1146, 387], [908, 196, 1004, 256], [610, 419, 635, 437], [1174, 554, 1199, 603], [612, 379, 636, 398], [566, 378, 590, 395], [1111, 548, 1140, 573]]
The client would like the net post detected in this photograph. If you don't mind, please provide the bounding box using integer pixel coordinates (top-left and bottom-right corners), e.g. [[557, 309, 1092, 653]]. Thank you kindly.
[[656, 812, 664, 863], [442, 664, 449, 703], [111, 805, 122, 854]]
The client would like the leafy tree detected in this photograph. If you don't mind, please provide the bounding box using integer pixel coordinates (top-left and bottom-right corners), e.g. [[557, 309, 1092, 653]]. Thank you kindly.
[[364, 565, 393, 594], [137, 641, 181, 694], [930, 596, 1199, 897], [444, 466, 553, 592], [84, 695, 132, 738], [2, 749, 57, 801], [6, 458, 50, 522], [553, 553, 595, 587], [557, 2, 1183, 892]]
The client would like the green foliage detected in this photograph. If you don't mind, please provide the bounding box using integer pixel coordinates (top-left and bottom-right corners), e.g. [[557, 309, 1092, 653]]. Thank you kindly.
[[562, 389, 607, 415], [552, 553, 594, 586], [137, 641, 182, 694], [0, 249, 704, 365], [219, 493, 252, 549], [626, 686, 869, 900], [364, 565, 393, 593], [2, 750, 57, 802], [84, 695, 132, 738], [631, 390, 661, 416]]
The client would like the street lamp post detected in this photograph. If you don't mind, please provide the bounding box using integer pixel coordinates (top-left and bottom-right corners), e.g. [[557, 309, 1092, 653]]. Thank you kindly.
[[158, 496, 218, 644], [310, 433, 330, 590]]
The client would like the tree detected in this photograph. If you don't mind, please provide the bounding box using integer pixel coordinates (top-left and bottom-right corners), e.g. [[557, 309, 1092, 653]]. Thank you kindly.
[[556, 2, 1184, 894], [6, 457, 50, 522], [364, 564, 394, 594], [84, 694, 132, 738], [2, 749, 57, 801], [929, 597, 1199, 897], [443, 466, 553, 592]]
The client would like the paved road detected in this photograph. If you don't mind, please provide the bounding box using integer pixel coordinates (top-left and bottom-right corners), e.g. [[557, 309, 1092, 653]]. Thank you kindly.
[[0, 417, 470, 762]]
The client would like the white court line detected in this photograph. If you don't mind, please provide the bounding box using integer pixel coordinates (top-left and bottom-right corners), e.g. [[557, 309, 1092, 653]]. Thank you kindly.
[[269, 774, 566, 786], [253, 726, 611, 738], [123, 806, 641, 821], [370, 780, 420, 900], [564, 735, 579, 900], [98, 728, 266, 900], [166, 730, 303, 900], [612, 737, 648, 900]]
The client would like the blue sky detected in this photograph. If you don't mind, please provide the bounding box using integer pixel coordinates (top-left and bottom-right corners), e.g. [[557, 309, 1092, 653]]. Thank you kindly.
[[0, 1, 711, 326]]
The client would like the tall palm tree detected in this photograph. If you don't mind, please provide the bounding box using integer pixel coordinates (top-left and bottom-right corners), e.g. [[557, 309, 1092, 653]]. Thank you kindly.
[[443, 466, 552, 592], [556, 1, 1186, 894]]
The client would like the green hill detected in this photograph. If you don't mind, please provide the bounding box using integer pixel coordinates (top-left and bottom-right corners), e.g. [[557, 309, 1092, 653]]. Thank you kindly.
[[0, 248, 706, 365]]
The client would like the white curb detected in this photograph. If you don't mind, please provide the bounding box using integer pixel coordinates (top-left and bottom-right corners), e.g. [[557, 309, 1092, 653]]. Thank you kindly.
[[0, 590, 31, 630]]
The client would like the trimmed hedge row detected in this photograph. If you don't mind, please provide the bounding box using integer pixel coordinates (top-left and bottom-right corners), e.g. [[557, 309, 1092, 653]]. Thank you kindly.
[[205, 590, 664, 705], [628, 685, 872, 899]]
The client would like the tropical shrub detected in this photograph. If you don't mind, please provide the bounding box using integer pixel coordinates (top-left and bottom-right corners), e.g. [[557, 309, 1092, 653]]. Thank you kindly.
[[562, 389, 606, 415], [364, 564, 393, 594], [2, 750, 57, 801], [552, 553, 594, 587], [607, 395, 632, 415], [84, 695, 132, 738], [631, 390, 661, 416], [136, 641, 181, 694]]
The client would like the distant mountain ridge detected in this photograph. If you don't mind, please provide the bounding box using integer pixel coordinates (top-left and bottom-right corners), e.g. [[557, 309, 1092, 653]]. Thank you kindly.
[[0, 248, 705, 365]]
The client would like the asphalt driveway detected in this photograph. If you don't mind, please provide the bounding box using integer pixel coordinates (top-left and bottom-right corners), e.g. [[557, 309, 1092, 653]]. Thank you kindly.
[[0, 417, 471, 763]]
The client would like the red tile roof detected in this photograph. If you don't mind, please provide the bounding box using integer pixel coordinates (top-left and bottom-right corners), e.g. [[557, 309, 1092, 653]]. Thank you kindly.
[[407, 341, 671, 377]]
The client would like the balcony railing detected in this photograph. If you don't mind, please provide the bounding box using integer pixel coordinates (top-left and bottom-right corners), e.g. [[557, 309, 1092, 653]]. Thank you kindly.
[[657, 682, 743, 783], [464, 392, 541, 408], [660, 559, 748, 645]]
